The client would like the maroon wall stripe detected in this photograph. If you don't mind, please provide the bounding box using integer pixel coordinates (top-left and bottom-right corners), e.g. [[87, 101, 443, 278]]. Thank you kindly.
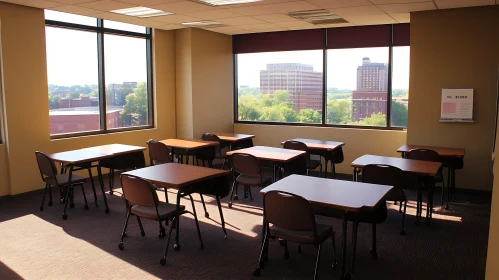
[[233, 29, 324, 54]]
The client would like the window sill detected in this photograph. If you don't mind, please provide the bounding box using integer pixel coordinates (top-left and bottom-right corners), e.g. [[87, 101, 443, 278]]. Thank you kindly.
[[235, 121, 407, 131], [50, 125, 155, 140]]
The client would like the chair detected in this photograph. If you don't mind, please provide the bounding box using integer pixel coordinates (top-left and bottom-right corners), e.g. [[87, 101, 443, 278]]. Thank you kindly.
[[443, 156, 464, 209], [253, 190, 337, 279], [60, 162, 98, 206], [283, 140, 322, 176], [407, 149, 444, 222], [228, 153, 272, 208], [146, 139, 171, 203], [118, 174, 202, 266], [330, 147, 344, 179], [35, 151, 88, 220], [201, 133, 229, 169]]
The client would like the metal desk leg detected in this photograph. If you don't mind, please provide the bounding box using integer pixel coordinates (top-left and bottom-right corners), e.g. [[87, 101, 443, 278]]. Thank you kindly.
[[173, 191, 182, 251], [340, 212, 350, 280], [96, 164, 110, 214], [62, 165, 74, 220]]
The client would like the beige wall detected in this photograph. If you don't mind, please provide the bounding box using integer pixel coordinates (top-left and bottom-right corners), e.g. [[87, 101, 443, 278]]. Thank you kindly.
[[487, 134, 499, 279], [234, 124, 407, 174], [175, 28, 233, 139], [408, 6, 499, 191], [0, 3, 176, 195]]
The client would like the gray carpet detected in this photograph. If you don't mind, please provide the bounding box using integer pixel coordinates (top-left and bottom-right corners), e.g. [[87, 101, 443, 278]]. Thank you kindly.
[[0, 174, 490, 280]]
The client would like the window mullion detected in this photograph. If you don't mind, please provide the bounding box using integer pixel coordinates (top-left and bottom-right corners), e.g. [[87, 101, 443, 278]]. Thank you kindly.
[[97, 19, 107, 131], [387, 26, 394, 128], [322, 29, 327, 125]]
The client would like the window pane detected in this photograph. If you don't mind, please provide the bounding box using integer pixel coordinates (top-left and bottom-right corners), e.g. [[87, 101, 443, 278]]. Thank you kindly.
[[45, 10, 96, 26], [326, 47, 389, 127], [237, 50, 323, 124], [104, 34, 148, 129], [104, 20, 146, 33], [391, 46, 410, 127], [46, 27, 100, 135]]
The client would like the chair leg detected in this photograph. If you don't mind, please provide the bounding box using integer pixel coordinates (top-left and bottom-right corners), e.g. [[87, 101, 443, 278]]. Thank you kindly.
[[189, 194, 204, 249], [331, 232, 337, 270], [40, 183, 49, 211], [118, 210, 131, 250], [314, 244, 323, 280], [253, 223, 269, 276], [216, 196, 227, 239], [69, 187, 75, 209], [283, 240, 289, 259], [80, 183, 89, 210], [158, 220, 166, 238], [87, 168, 98, 206], [229, 182, 237, 208], [200, 194, 209, 218], [332, 163, 336, 179], [399, 202, 402, 212], [351, 221, 359, 273], [160, 217, 176, 265], [109, 168, 114, 195], [248, 185, 253, 200], [48, 184, 53, 206], [136, 216, 145, 236], [401, 200, 407, 235], [370, 223, 378, 259]]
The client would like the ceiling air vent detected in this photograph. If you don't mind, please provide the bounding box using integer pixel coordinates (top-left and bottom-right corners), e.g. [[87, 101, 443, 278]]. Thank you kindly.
[[181, 20, 228, 28], [288, 9, 348, 26]]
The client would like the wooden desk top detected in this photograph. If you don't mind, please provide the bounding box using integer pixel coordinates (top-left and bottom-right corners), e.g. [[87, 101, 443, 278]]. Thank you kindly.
[[123, 163, 230, 188], [351, 154, 442, 176], [160, 138, 219, 151], [281, 138, 345, 151], [89, 144, 146, 156], [226, 146, 306, 163], [212, 132, 255, 142], [260, 175, 392, 213], [48, 148, 112, 164], [397, 144, 465, 158]]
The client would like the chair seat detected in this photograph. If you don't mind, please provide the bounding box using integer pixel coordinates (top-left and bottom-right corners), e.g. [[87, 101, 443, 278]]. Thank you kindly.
[[45, 173, 86, 186], [131, 202, 185, 220], [315, 202, 388, 224], [307, 159, 322, 170], [270, 223, 332, 244], [236, 172, 272, 186]]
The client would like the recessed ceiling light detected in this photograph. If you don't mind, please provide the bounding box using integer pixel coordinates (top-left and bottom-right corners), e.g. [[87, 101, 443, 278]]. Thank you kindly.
[[111, 7, 173, 18], [182, 20, 227, 28], [190, 0, 263, 6]]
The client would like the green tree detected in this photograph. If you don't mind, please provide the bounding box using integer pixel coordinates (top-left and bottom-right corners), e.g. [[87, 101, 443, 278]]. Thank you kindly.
[[121, 82, 148, 126], [48, 93, 60, 109], [259, 106, 286, 122], [327, 100, 352, 124], [90, 89, 98, 98], [279, 105, 297, 122], [359, 112, 387, 126], [69, 91, 80, 99], [238, 94, 261, 121], [297, 108, 321, 123], [273, 90, 290, 105], [391, 101, 408, 127]]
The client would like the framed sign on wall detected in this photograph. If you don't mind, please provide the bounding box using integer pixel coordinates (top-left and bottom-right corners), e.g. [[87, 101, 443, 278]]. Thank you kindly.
[[440, 88, 474, 122]]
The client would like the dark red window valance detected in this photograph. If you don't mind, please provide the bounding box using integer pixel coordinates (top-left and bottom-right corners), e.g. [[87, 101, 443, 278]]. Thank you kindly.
[[233, 29, 324, 54], [393, 23, 410, 46], [327, 25, 391, 49]]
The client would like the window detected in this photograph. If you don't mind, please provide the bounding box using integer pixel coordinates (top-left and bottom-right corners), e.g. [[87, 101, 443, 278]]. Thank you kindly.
[[237, 50, 323, 124], [234, 24, 410, 129], [45, 11, 153, 137]]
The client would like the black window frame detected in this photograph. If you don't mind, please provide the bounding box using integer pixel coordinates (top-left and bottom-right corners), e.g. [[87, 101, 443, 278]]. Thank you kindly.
[[45, 16, 154, 139], [233, 25, 409, 131]]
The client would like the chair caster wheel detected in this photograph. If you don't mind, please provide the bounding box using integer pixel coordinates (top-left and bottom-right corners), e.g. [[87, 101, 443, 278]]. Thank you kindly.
[[228, 202, 232, 208], [48, 201, 53, 206], [105, 208, 110, 214], [174, 244, 181, 251], [160, 257, 166, 266], [369, 248, 378, 259], [332, 261, 338, 271], [62, 214, 68, 220], [40, 207, 43, 211], [284, 252, 289, 259], [233, 195, 238, 201], [118, 242, 124, 250], [205, 213, 209, 218], [70, 203, 75, 209], [141, 230, 145, 237], [84, 205, 89, 210], [400, 229, 406, 235], [252, 267, 261, 276]]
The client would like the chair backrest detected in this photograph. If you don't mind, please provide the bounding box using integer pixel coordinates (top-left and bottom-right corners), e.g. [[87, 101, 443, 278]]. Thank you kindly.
[[362, 164, 405, 191], [146, 139, 171, 165], [331, 146, 344, 164], [406, 149, 440, 162], [283, 140, 308, 152], [264, 190, 316, 233], [35, 151, 57, 181], [231, 153, 261, 176], [121, 174, 158, 207], [201, 133, 227, 150]]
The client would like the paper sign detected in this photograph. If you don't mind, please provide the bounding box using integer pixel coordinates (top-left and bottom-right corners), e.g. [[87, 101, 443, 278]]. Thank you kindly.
[[440, 89, 473, 121]]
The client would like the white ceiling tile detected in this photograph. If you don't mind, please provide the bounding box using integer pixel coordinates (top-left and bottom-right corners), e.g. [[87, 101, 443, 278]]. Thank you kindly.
[[305, 0, 371, 9], [98, 11, 138, 22], [216, 16, 266, 25], [50, 0, 101, 4], [114, 0, 167, 6], [77, 0, 136, 11], [223, 1, 320, 16], [3, 0, 64, 8], [237, 22, 283, 30], [434, 0, 494, 9], [377, 1, 436, 13], [150, 1, 216, 14], [275, 20, 315, 27], [205, 26, 246, 35], [342, 14, 397, 25], [252, 13, 299, 23], [389, 12, 410, 22], [149, 14, 201, 23], [370, 0, 425, 4], [330, 5, 385, 17], [49, 5, 106, 16], [184, 10, 243, 19]]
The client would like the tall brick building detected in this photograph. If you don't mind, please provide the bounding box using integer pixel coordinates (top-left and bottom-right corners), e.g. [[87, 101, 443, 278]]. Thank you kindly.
[[352, 57, 388, 121], [260, 63, 323, 113]]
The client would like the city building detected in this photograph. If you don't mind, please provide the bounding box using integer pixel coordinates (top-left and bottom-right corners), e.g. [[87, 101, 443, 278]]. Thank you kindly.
[[260, 63, 323, 113], [49, 107, 121, 134], [352, 58, 388, 121]]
